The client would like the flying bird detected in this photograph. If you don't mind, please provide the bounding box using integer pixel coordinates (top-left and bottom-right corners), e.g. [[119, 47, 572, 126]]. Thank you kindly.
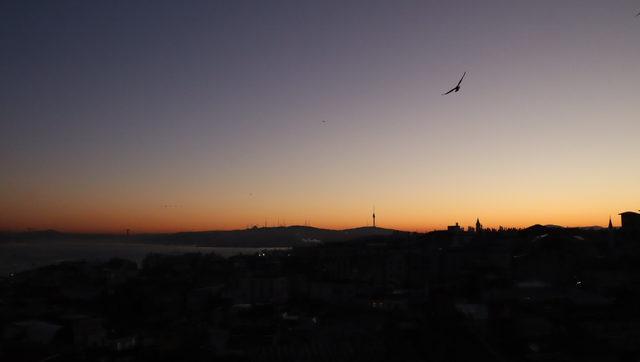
[[636, 11, 640, 17], [442, 72, 466, 95]]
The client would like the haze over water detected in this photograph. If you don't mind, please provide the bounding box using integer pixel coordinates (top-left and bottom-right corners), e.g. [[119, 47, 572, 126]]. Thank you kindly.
[[0, 240, 277, 276]]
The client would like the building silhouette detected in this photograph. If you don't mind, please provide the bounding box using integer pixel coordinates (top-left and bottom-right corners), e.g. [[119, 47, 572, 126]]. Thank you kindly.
[[619, 211, 640, 231], [447, 222, 462, 232]]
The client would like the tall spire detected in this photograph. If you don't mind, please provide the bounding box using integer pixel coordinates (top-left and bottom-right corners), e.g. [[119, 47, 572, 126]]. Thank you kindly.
[[372, 205, 376, 228], [608, 216, 613, 230]]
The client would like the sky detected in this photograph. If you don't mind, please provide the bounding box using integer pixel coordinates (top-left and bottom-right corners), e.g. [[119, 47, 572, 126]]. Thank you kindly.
[[1, 0, 640, 233]]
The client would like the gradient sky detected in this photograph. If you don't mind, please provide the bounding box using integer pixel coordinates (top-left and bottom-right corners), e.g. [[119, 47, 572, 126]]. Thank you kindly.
[[1, 0, 640, 232]]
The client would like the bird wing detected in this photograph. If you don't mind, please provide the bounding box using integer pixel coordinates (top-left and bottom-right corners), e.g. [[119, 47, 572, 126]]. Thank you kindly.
[[456, 72, 466, 87], [442, 88, 455, 95]]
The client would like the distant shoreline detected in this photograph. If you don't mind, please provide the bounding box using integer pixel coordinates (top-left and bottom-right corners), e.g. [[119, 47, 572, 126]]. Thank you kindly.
[[0, 225, 402, 248], [0, 240, 289, 276]]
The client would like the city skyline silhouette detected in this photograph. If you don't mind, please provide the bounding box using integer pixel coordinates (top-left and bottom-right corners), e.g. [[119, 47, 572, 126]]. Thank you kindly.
[[2, 2, 640, 361]]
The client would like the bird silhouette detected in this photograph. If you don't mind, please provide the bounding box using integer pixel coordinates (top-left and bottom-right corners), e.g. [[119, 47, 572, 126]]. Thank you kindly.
[[442, 72, 466, 95], [636, 11, 640, 17]]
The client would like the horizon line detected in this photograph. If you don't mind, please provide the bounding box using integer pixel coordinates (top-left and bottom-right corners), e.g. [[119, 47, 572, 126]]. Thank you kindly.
[[0, 221, 622, 235]]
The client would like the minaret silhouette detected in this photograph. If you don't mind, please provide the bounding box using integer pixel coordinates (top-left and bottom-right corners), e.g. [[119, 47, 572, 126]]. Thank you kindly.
[[608, 215, 615, 250]]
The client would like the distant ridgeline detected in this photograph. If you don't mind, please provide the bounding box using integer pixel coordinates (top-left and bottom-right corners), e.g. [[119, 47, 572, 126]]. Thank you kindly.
[[4, 217, 638, 247], [0, 226, 403, 247], [166, 226, 403, 246]]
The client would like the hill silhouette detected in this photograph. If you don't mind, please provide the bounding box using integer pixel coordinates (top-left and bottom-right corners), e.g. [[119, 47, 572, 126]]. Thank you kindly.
[[0, 226, 403, 247], [163, 225, 400, 246]]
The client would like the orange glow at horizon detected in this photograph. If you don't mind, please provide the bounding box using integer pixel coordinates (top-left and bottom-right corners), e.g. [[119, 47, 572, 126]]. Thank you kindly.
[[1, 195, 636, 234]]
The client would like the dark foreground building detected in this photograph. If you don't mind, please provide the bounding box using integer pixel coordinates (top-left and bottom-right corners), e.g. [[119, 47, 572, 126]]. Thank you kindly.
[[620, 211, 640, 231]]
